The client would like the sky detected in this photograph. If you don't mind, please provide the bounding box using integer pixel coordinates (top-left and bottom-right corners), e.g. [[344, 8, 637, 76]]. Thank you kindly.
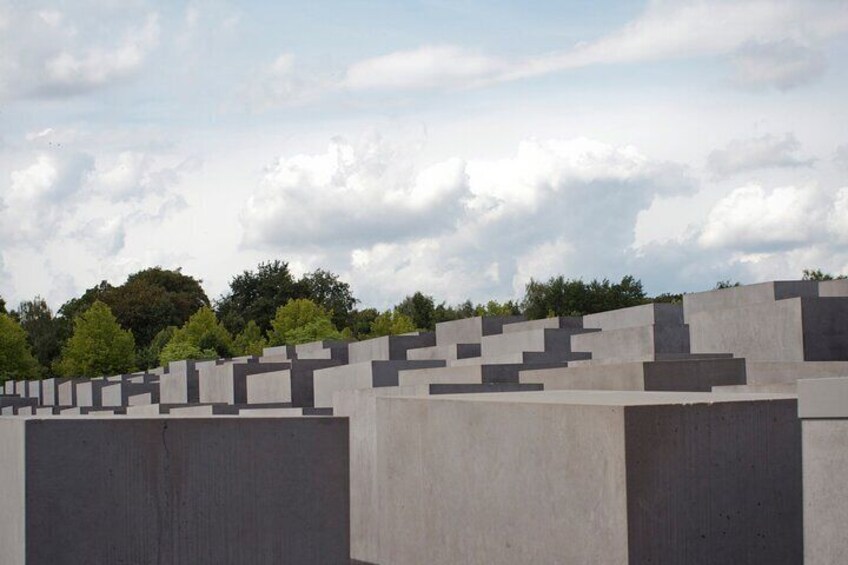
[[1, 0, 847, 311]]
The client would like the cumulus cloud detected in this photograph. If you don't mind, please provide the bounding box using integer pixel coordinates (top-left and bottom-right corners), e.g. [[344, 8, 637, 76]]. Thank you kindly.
[[0, 7, 159, 99], [707, 133, 813, 177], [242, 135, 693, 305], [698, 184, 835, 252], [87, 152, 200, 201], [0, 153, 95, 243], [730, 40, 826, 91], [835, 145, 848, 171], [241, 135, 472, 248]]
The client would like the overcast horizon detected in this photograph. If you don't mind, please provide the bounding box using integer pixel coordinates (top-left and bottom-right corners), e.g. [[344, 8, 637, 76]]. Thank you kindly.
[[1, 0, 847, 311]]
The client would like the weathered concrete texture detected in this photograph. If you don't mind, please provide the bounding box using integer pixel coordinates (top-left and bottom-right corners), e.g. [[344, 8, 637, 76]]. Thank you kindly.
[[261, 344, 296, 360], [434, 315, 525, 345], [521, 358, 746, 392], [75, 379, 106, 408], [500, 316, 583, 334], [26, 380, 42, 403], [348, 333, 436, 364], [3, 380, 16, 395], [818, 279, 848, 297], [583, 303, 684, 331], [683, 280, 820, 322], [744, 361, 848, 385], [246, 370, 292, 404], [688, 297, 848, 362], [406, 343, 481, 361], [199, 361, 290, 404], [797, 376, 848, 418], [398, 362, 566, 387], [480, 327, 597, 360], [570, 324, 691, 362], [313, 360, 447, 408], [101, 381, 160, 408], [712, 383, 798, 394], [295, 340, 350, 364], [0, 416, 349, 565], [374, 391, 801, 565]]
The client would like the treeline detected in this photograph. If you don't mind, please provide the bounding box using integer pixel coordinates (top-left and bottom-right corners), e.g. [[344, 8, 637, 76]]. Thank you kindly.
[[0, 261, 844, 381]]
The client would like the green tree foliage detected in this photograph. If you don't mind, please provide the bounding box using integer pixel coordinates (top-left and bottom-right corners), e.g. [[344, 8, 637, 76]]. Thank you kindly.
[[267, 299, 341, 345], [216, 260, 305, 334], [300, 269, 358, 330], [395, 292, 436, 330], [652, 292, 684, 304], [0, 295, 6, 314], [714, 280, 742, 289], [522, 275, 648, 319], [160, 307, 233, 364], [802, 268, 847, 281], [0, 313, 41, 381], [101, 268, 209, 348], [233, 320, 268, 356], [56, 301, 136, 378], [347, 308, 380, 339], [474, 300, 522, 317], [369, 310, 417, 337], [16, 296, 62, 375], [136, 325, 178, 369]]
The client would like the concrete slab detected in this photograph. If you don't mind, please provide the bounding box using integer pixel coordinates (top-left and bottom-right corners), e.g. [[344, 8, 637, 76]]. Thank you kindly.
[[570, 324, 691, 362], [374, 391, 801, 564], [583, 303, 683, 331], [434, 316, 525, 345], [0, 416, 350, 564], [313, 360, 447, 408], [348, 333, 436, 364]]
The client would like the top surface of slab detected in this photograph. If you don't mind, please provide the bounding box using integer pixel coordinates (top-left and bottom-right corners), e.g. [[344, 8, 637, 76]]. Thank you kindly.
[[797, 376, 848, 418], [396, 389, 796, 407]]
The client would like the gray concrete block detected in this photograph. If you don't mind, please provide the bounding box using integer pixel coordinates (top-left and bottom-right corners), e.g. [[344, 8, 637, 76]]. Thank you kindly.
[[375, 391, 801, 564], [0, 416, 350, 564], [398, 362, 567, 387], [261, 344, 296, 359], [3, 380, 15, 395], [246, 370, 292, 405], [571, 324, 691, 362], [313, 360, 447, 408], [521, 358, 746, 393], [744, 361, 848, 385], [25, 380, 42, 403], [40, 378, 69, 406], [434, 316, 525, 346], [199, 361, 291, 405], [798, 377, 848, 418], [480, 327, 597, 360], [500, 316, 584, 334], [818, 279, 848, 297], [683, 280, 820, 321], [75, 379, 106, 408], [583, 303, 683, 331], [295, 340, 350, 363], [0, 396, 38, 410], [406, 343, 481, 361], [101, 381, 160, 408], [348, 333, 436, 364]]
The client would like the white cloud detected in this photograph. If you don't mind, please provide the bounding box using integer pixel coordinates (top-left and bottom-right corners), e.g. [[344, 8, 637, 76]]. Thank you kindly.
[[345, 45, 506, 91], [730, 39, 826, 90], [835, 145, 848, 171], [698, 184, 830, 251], [88, 152, 199, 201], [707, 133, 813, 176], [339, 0, 848, 94], [242, 135, 693, 306]]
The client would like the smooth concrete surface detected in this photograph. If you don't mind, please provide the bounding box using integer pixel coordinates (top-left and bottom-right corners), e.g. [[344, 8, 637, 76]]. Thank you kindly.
[[434, 316, 525, 345], [583, 303, 683, 331], [500, 316, 583, 334], [745, 361, 848, 385], [570, 324, 690, 362], [802, 419, 848, 564], [521, 358, 746, 392], [26, 381, 42, 403], [375, 391, 801, 565], [798, 377, 848, 418], [683, 281, 820, 321], [398, 363, 566, 387], [406, 343, 481, 361], [101, 381, 160, 408], [75, 379, 106, 408], [818, 279, 848, 297], [313, 360, 446, 408], [480, 327, 594, 359], [199, 361, 290, 404], [348, 334, 436, 364], [40, 378, 68, 406], [246, 370, 292, 404], [0, 416, 349, 565]]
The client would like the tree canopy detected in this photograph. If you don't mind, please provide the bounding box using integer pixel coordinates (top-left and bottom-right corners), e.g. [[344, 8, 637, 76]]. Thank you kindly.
[[802, 269, 847, 281], [369, 310, 417, 337], [56, 301, 136, 378], [0, 313, 42, 381], [216, 260, 305, 334], [522, 275, 647, 319], [159, 306, 233, 364], [16, 296, 61, 374], [267, 299, 341, 345]]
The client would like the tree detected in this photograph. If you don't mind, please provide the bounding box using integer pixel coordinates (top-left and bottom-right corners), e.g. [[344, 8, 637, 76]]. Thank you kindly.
[[715, 280, 741, 289], [300, 269, 358, 330], [347, 307, 380, 339], [474, 300, 521, 317], [16, 296, 61, 375], [0, 313, 41, 381], [56, 301, 136, 378], [100, 267, 210, 348], [233, 320, 267, 357], [161, 307, 233, 363], [522, 275, 648, 319], [369, 311, 417, 337], [0, 295, 6, 314], [395, 292, 436, 330], [136, 325, 178, 369], [802, 268, 847, 281], [267, 299, 341, 345], [216, 260, 306, 334]]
